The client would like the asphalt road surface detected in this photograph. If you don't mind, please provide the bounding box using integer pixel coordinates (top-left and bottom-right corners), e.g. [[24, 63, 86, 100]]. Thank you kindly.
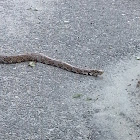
[[0, 0, 140, 139]]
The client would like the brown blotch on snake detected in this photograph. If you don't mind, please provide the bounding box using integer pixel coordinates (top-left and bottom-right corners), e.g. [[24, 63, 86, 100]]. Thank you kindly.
[[0, 53, 104, 76]]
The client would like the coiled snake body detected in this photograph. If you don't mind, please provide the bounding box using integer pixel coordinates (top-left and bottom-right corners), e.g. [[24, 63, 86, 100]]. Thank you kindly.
[[0, 53, 103, 76]]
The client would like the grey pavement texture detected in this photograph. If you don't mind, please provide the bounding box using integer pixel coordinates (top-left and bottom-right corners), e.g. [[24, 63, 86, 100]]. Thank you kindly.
[[0, 0, 140, 139]]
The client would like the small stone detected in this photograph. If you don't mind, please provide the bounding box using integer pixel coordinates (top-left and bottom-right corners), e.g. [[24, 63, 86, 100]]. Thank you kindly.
[[29, 61, 36, 67], [64, 20, 70, 23], [136, 57, 140, 60]]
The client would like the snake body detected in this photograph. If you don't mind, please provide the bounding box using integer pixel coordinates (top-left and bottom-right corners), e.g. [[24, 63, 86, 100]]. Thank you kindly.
[[0, 53, 103, 76]]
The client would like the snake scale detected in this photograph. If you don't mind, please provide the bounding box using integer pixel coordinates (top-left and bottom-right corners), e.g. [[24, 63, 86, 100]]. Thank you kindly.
[[0, 53, 103, 76]]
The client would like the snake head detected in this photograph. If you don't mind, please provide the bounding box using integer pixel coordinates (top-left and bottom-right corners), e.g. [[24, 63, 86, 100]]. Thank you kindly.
[[88, 70, 104, 76]]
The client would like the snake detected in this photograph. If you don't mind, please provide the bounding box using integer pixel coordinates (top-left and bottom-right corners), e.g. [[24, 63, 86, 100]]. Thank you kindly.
[[0, 53, 103, 76]]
